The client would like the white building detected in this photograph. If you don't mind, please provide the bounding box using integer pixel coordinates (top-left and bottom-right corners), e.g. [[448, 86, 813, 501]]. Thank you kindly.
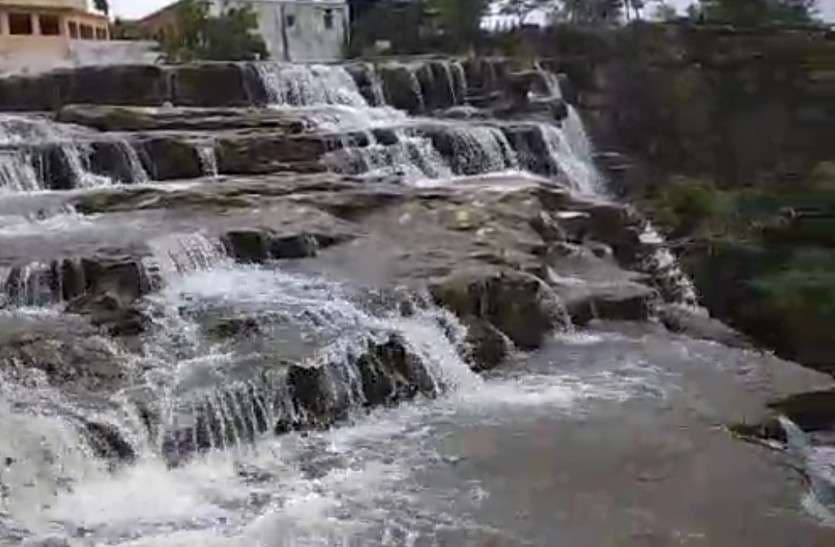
[[213, 0, 349, 62]]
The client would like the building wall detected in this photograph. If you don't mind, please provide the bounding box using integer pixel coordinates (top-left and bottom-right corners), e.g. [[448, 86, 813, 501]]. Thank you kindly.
[[283, 1, 347, 62], [0, 0, 87, 10], [219, 0, 348, 62], [0, 7, 112, 74]]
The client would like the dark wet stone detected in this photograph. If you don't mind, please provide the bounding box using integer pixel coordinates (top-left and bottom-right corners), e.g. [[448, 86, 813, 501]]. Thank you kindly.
[[170, 63, 254, 107], [82, 421, 137, 463], [659, 304, 752, 349], [224, 230, 270, 263], [269, 233, 320, 259], [136, 136, 203, 181], [432, 271, 568, 351]]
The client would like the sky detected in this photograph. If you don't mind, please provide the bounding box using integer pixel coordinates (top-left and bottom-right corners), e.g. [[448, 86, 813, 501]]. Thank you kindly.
[[111, 0, 835, 22]]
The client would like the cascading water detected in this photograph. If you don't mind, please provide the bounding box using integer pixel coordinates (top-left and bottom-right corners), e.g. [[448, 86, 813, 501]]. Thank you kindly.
[[443, 124, 519, 175], [254, 63, 371, 107], [197, 143, 219, 178], [0, 115, 148, 191], [0, 151, 40, 193]]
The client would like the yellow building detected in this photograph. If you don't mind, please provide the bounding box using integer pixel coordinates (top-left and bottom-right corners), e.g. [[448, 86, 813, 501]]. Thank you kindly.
[[0, 0, 111, 73]]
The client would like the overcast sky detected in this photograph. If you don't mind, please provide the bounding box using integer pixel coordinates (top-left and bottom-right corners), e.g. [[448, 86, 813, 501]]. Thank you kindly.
[[111, 0, 835, 22]]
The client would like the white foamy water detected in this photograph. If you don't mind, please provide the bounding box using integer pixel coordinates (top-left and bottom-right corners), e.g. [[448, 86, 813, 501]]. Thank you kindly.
[[0, 115, 148, 192]]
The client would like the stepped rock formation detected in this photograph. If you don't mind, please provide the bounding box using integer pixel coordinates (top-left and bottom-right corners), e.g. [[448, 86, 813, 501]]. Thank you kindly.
[[0, 56, 833, 545]]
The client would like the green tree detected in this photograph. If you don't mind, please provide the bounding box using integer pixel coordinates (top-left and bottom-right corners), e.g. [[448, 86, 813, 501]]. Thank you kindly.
[[162, 0, 268, 62], [430, 0, 490, 50], [561, 0, 624, 23], [698, 0, 818, 25], [94, 0, 109, 16]]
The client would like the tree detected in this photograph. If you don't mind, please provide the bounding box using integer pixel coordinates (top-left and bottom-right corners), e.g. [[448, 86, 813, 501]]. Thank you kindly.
[[161, 0, 268, 62], [698, 0, 818, 26], [561, 0, 625, 23], [500, 0, 555, 24], [430, 0, 490, 50], [94, 0, 109, 16], [653, 1, 679, 20]]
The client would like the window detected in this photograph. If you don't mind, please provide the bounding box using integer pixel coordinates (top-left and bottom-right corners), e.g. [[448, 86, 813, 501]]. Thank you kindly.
[[286, 14, 295, 28], [79, 24, 93, 40], [9, 13, 33, 35], [68, 21, 78, 39], [95, 27, 107, 40], [39, 15, 61, 36], [323, 9, 334, 29]]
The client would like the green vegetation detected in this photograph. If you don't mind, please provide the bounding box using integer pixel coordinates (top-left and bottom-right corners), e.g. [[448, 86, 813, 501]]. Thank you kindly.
[[161, 0, 268, 62], [694, 0, 820, 26], [645, 164, 835, 371]]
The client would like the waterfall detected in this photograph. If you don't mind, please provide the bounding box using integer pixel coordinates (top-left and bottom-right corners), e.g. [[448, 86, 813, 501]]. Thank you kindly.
[[0, 151, 41, 193], [118, 139, 150, 184], [450, 60, 468, 105], [145, 232, 229, 284], [537, 123, 602, 195], [254, 63, 370, 107], [444, 125, 518, 175], [778, 417, 835, 520], [135, 264, 481, 463], [0, 115, 137, 191], [324, 129, 452, 180], [2, 261, 59, 308], [197, 143, 219, 178]]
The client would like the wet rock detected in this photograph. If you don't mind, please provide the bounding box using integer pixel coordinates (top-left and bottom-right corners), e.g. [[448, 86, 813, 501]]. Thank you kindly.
[[88, 141, 145, 184], [60, 65, 170, 106], [0, 331, 126, 391], [557, 73, 579, 105], [556, 281, 659, 326], [378, 64, 424, 114], [287, 335, 436, 427], [223, 230, 270, 263], [461, 317, 513, 371], [344, 62, 385, 106], [432, 271, 568, 350], [82, 421, 137, 463], [36, 145, 76, 190], [80, 257, 152, 303], [66, 292, 149, 337], [204, 316, 263, 340], [135, 136, 203, 180], [769, 390, 835, 433], [170, 63, 255, 107], [530, 211, 567, 243], [659, 304, 752, 349], [58, 104, 307, 133], [269, 233, 320, 259], [0, 72, 62, 111], [216, 132, 344, 175]]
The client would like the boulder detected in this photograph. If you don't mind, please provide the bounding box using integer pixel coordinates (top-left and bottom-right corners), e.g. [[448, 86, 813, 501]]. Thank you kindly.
[[461, 317, 513, 371], [0, 71, 62, 111], [0, 330, 126, 392], [659, 304, 752, 349], [66, 292, 149, 337], [378, 64, 424, 114], [555, 280, 659, 326], [432, 270, 568, 350], [216, 132, 349, 175], [60, 65, 169, 106], [170, 63, 255, 107], [135, 136, 203, 180], [88, 141, 146, 184]]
